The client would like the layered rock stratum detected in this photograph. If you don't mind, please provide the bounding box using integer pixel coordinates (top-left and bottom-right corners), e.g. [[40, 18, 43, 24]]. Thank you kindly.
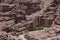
[[0, 0, 60, 40]]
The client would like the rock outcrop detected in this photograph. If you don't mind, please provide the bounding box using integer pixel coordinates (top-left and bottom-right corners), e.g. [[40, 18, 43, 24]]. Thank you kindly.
[[0, 0, 60, 40]]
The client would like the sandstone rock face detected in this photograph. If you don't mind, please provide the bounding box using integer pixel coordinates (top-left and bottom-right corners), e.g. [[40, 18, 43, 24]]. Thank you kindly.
[[22, 0, 60, 40], [0, 0, 41, 40], [0, 0, 60, 40]]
